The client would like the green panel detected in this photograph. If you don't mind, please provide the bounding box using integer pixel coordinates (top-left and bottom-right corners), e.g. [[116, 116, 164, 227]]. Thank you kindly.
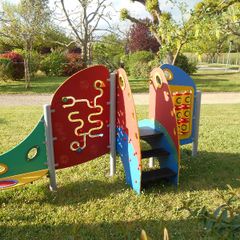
[[0, 116, 48, 179]]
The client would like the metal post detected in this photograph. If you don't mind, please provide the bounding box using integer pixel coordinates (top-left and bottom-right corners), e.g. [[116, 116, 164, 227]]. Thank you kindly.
[[43, 104, 57, 191], [192, 91, 202, 157], [149, 157, 154, 168], [109, 73, 116, 176]]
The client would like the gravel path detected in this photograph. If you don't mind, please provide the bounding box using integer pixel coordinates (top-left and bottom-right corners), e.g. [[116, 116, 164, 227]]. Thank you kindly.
[[1, 92, 240, 106]]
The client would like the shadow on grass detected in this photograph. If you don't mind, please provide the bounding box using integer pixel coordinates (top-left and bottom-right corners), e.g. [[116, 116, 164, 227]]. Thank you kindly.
[[0, 118, 7, 124], [18, 179, 124, 206], [194, 78, 228, 83], [179, 149, 240, 191], [0, 218, 202, 240], [193, 72, 238, 77], [138, 149, 240, 194]]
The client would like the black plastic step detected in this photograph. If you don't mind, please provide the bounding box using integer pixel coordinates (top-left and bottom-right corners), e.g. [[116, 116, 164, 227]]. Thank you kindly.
[[141, 168, 176, 187], [139, 126, 163, 141], [141, 148, 169, 159]]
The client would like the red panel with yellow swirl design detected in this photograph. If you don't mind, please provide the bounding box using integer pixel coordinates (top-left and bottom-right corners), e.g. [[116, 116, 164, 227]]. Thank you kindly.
[[51, 65, 110, 169]]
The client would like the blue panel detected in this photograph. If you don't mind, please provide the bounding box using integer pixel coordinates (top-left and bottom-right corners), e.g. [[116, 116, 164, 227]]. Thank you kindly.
[[138, 119, 179, 186], [160, 64, 197, 145], [116, 127, 141, 194]]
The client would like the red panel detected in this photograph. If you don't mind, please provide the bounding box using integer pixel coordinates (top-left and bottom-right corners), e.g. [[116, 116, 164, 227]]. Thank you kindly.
[[149, 68, 179, 152], [51, 65, 110, 169], [116, 69, 141, 167]]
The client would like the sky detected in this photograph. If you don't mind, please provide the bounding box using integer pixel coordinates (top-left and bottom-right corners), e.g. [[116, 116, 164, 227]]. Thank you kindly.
[[2, 0, 202, 34]]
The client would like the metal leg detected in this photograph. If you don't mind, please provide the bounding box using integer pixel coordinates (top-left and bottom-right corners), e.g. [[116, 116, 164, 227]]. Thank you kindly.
[[43, 104, 57, 191], [192, 91, 202, 157], [109, 73, 116, 176], [149, 157, 154, 168]]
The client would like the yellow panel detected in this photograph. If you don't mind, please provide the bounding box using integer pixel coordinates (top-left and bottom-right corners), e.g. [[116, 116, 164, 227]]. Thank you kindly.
[[0, 169, 48, 190], [170, 85, 195, 140]]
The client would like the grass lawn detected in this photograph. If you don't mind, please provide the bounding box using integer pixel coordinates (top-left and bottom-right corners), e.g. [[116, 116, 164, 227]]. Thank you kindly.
[[193, 70, 240, 92], [0, 104, 240, 239], [0, 76, 66, 95], [0, 69, 239, 94]]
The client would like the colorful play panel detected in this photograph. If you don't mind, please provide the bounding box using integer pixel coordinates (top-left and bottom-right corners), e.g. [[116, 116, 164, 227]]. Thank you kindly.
[[0, 64, 201, 194], [161, 64, 201, 148]]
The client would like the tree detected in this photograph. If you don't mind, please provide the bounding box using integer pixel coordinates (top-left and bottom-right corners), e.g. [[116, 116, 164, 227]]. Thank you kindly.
[[56, 0, 113, 68], [0, 0, 51, 88], [93, 34, 125, 71], [127, 20, 160, 53], [185, 15, 229, 61], [186, 0, 240, 61], [195, 0, 240, 37], [120, 0, 199, 65]]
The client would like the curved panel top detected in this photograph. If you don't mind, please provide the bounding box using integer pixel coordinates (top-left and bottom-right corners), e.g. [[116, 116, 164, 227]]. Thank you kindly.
[[149, 68, 179, 153], [51, 65, 110, 169], [116, 68, 141, 165], [161, 64, 196, 92]]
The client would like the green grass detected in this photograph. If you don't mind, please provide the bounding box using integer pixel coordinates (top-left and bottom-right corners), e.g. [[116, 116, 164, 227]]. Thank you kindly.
[[0, 76, 66, 94], [1, 69, 240, 94], [192, 70, 240, 92], [0, 104, 240, 239]]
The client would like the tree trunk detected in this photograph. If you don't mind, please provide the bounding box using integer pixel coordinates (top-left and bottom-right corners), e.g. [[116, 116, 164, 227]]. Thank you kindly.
[[82, 42, 88, 68], [166, 52, 174, 65], [24, 57, 31, 89], [172, 43, 184, 65]]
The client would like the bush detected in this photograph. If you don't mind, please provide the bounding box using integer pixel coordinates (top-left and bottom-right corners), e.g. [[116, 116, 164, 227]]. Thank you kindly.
[[175, 54, 197, 75], [0, 51, 24, 79], [40, 51, 67, 76], [0, 58, 13, 81], [14, 49, 42, 76], [126, 51, 155, 79], [63, 53, 84, 76]]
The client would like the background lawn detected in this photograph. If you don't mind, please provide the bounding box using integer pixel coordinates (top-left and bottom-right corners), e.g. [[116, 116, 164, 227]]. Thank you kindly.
[[0, 104, 240, 239], [0, 66, 239, 94]]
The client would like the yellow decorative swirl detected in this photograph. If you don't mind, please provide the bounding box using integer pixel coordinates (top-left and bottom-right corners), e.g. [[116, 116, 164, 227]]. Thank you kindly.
[[65, 80, 106, 152]]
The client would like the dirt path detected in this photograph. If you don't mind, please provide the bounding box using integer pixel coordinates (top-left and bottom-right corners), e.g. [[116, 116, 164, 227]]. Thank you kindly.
[[1, 92, 240, 106]]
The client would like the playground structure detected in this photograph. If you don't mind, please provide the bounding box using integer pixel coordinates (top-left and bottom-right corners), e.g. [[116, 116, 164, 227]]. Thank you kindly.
[[0, 65, 201, 194]]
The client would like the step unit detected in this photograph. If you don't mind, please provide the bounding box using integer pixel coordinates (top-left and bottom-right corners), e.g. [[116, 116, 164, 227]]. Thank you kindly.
[[139, 124, 177, 188], [141, 168, 177, 188]]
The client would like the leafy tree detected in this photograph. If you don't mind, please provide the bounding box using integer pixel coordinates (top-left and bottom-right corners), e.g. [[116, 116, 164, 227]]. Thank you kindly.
[[127, 20, 160, 53], [186, 0, 239, 61], [56, 0, 113, 68], [184, 15, 229, 61], [120, 0, 199, 65], [93, 34, 125, 71], [195, 0, 240, 37], [0, 0, 51, 88]]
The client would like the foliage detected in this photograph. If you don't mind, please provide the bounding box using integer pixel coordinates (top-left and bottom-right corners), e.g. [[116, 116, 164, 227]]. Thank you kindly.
[[195, 0, 240, 37], [0, 0, 51, 88], [0, 58, 13, 81], [180, 185, 240, 239], [0, 51, 24, 79], [120, 0, 198, 64], [93, 34, 125, 72], [40, 51, 66, 76], [175, 54, 197, 75], [14, 49, 42, 76], [63, 53, 84, 76], [128, 21, 160, 53], [125, 51, 155, 79]]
